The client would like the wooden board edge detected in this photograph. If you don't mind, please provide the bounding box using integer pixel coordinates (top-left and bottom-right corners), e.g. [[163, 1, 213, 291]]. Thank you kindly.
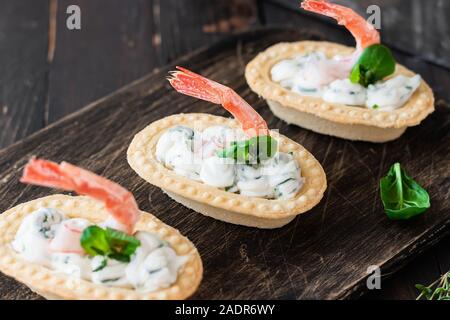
[[339, 223, 450, 299]]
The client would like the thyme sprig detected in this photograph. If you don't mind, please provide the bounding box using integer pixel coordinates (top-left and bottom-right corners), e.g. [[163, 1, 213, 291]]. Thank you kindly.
[[415, 271, 450, 300]]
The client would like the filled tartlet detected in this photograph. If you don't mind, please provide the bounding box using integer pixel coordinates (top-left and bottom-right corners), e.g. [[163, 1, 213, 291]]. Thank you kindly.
[[128, 67, 327, 228], [0, 159, 202, 300], [245, 0, 434, 142]]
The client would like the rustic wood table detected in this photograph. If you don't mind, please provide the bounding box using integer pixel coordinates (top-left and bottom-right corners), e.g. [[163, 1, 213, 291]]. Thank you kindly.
[[0, 0, 449, 300]]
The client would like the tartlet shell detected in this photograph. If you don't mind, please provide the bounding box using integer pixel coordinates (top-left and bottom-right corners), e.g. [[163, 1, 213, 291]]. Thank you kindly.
[[0, 195, 203, 300], [245, 41, 435, 129], [127, 113, 327, 227]]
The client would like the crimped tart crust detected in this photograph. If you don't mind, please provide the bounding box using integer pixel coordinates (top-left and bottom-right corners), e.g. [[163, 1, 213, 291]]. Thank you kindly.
[[164, 191, 296, 229], [267, 100, 406, 143], [245, 41, 435, 130], [127, 113, 327, 228], [0, 195, 203, 300]]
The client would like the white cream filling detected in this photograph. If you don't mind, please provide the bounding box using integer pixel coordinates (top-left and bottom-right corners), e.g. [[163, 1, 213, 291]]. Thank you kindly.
[[366, 75, 421, 111], [12, 208, 64, 267], [271, 53, 421, 110], [11, 208, 186, 292], [126, 232, 187, 292], [156, 125, 304, 200]]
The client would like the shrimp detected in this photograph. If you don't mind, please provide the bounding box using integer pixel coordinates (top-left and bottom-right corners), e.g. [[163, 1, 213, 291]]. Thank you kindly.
[[168, 66, 269, 138], [301, 0, 380, 52], [21, 158, 140, 234], [49, 219, 90, 254], [297, 0, 381, 83]]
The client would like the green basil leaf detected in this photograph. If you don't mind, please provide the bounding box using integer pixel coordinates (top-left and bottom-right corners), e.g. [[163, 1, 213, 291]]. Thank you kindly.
[[108, 252, 131, 263], [80, 226, 140, 262], [217, 135, 278, 163], [105, 227, 141, 257], [350, 44, 396, 87], [248, 135, 278, 162], [380, 163, 430, 220], [217, 143, 236, 159], [80, 226, 111, 256], [218, 140, 251, 163]]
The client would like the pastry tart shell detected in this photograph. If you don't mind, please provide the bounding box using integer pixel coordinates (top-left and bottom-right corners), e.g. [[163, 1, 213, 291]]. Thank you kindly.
[[0, 195, 203, 300], [245, 41, 435, 142], [127, 113, 327, 229]]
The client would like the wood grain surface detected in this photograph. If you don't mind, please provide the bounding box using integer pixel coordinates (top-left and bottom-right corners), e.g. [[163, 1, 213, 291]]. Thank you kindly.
[[0, 1, 49, 148], [47, 0, 260, 122], [270, 0, 450, 68], [1, 0, 449, 300], [262, 2, 450, 299], [0, 27, 448, 299]]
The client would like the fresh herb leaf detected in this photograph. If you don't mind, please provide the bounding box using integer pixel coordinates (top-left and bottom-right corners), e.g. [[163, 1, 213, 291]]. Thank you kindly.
[[379, 163, 430, 220], [80, 226, 141, 263], [80, 226, 110, 256], [217, 141, 249, 163], [217, 135, 277, 164], [350, 44, 396, 87], [297, 86, 317, 93], [372, 104, 379, 109], [108, 252, 132, 263], [147, 268, 162, 274], [105, 228, 140, 257], [415, 284, 432, 299], [416, 272, 450, 300], [101, 277, 121, 283]]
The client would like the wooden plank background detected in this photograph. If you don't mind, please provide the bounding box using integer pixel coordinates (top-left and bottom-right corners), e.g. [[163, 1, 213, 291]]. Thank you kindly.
[[271, 0, 450, 68], [0, 0, 449, 299]]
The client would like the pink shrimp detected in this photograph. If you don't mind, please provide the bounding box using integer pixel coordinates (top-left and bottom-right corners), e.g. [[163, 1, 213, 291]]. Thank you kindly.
[[168, 66, 269, 138], [21, 158, 140, 234], [49, 219, 88, 254], [301, 0, 380, 51]]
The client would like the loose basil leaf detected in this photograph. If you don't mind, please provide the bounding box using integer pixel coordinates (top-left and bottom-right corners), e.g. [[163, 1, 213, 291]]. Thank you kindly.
[[350, 44, 396, 87], [217, 135, 278, 164], [379, 163, 430, 220], [80, 226, 140, 263], [80, 226, 111, 256]]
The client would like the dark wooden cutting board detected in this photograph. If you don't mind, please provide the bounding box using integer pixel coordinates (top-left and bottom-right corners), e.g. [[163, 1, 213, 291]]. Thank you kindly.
[[0, 27, 448, 300]]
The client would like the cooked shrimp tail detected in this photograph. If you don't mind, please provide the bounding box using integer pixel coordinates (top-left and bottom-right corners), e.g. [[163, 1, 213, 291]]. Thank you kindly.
[[21, 158, 139, 234], [301, 0, 380, 51], [168, 66, 269, 137]]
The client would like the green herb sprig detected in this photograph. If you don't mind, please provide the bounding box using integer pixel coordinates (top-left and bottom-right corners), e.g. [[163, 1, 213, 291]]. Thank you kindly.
[[379, 163, 430, 220], [350, 44, 396, 87], [217, 135, 277, 164], [80, 226, 140, 263], [416, 272, 450, 300]]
